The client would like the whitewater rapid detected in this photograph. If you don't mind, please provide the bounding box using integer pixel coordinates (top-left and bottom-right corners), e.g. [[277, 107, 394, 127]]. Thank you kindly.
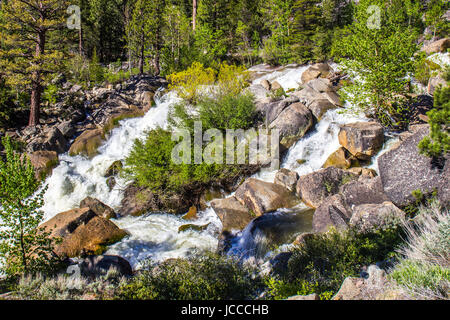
[[39, 63, 397, 269]]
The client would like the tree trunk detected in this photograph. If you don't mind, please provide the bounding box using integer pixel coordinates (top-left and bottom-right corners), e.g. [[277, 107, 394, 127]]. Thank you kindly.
[[29, 32, 45, 127], [192, 0, 197, 31]]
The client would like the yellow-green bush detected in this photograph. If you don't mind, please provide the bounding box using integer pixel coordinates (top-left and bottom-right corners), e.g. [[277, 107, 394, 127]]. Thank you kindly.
[[167, 62, 216, 104]]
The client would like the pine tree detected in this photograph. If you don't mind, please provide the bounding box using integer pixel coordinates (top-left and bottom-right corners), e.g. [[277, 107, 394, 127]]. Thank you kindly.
[[0, 0, 69, 126], [0, 137, 60, 277], [334, 0, 418, 127]]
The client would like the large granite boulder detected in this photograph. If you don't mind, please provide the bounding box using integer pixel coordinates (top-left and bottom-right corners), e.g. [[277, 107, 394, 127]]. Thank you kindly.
[[119, 183, 190, 216], [69, 128, 104, 158], [269, 102, 313, 149], [421, 38, 450, 54], [27, 127, 69, 154], [307, 99, 336, 120], [235, 178, 295, 216], [323, 147, 358, 169], [378, 125, 448, 207], [349, 202, 405, 233], [70, 255, 133, 277], [211, 196, 254, 232], [26, 150, 59, 180], [79, 197, 117, 219], [296, 167, 358, 208], [40, 208, 127, 258], [274, 168, 299, 192], [312, 176, 390, 232], [338, 122, 384, 160], [312, 194, 352, 232], [263, 96, 300, 125], [301, 63, 331, 84]]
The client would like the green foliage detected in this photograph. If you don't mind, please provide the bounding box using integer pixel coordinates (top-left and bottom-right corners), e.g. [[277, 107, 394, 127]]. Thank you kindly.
[[414, 52, 442, 86], [265, 277, 332, 300], [117, 253, 263, 300], [418, 85, 450, 158], [0, 137, 60, 278], [282, 225, 403, 294], [334, 0, 418, 128], [167, 62, 216, 104], [88, 49, 105, 84], [43, 84, 59, 105], [0, 78, 14, 128]]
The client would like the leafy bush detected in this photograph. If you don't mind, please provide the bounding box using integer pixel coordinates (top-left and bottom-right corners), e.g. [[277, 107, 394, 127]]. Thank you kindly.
[[43, 84, 59, 105], [167, 62, 216, 104], [281, 225, 404, 295], [414, 52, 442, 86], [0, 137, 61, 278], [391, 201, 449, 300], [418, 85, 450, 158], [170, 92, 257, 132], [264, 277, 333, 300], [116, 253, 263, 300]]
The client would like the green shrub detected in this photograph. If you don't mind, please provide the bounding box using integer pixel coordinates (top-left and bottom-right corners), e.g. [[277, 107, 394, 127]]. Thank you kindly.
[[0, 78, 14, 128], [418, 85, 450, 158], [116, 253, 263, 300], [282, 225, 403, 295], [43, 84, 59, 105], [414, 53, 441, 86]]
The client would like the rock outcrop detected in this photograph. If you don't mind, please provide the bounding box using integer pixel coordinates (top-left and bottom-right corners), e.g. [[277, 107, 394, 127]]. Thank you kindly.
[[296, 167, 358, 208], [269, 102, 313, 149], [26, 150, 59, 180], [40, 208, 127, 258], [349, 202, 405, 233], [313, 176, 391, 232], [235, 178, 296, 216], [68, 128, 104, 158], [211, 196, 254, 232], [378, 125, 448, 207], [79, 197, 117, 220], [421, 38, 450, 54], [69, 255, 133, 277], [274, 168, 299, 192], [338, 122, 384, 160]]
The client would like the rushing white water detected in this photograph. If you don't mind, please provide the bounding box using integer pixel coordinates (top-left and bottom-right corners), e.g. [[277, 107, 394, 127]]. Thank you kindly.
[[37, 63, 397, 270], [41, 89, 175, 219]]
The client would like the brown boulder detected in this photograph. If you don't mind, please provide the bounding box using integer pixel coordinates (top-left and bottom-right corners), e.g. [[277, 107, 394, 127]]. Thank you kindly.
[[40, 208, 127, 258], [27, 150, 59, 180], [323, 147, 358, 169], [211, 196, 254, 232], [312, 194, 352, 232], [79, 197, 117, 219], [338, 122, 384, 160], [69, 129, 104, 158], [235, 178, 296, 216], [421, 38, 450, 54], [307, 99, 336, 120]]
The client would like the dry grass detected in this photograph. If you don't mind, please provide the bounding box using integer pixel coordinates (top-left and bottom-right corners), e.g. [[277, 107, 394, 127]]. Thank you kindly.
[[390, 201, 450, 300]]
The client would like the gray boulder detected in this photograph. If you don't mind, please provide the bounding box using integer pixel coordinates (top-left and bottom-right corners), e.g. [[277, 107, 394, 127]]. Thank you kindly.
[[349, 202, 405, 233], [269, 102, 313, 149], [378, 125, 448, 207], [274, 168, 299, 192], [296, 167, 358, 208]]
